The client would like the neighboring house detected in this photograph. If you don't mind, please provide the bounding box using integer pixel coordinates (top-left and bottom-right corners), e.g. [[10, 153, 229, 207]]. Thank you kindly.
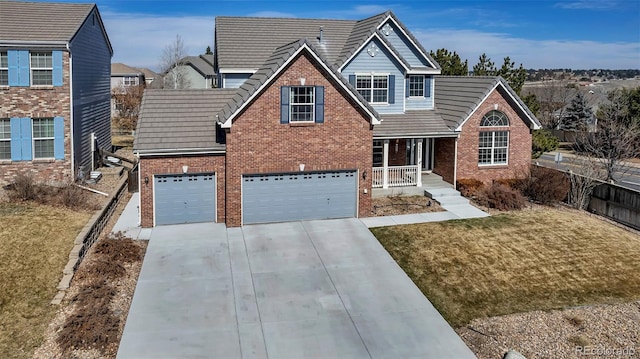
[[134, 11, 539, 227], [163, 54, 215, 89], [111, 63, 144, 89], [138, 67, 163, 89], [0, 1, 113, 184]]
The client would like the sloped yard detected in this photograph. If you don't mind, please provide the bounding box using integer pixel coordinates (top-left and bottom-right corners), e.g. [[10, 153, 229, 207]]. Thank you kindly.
[[0, 203, 90, 359], [370, 207, 640, 328]]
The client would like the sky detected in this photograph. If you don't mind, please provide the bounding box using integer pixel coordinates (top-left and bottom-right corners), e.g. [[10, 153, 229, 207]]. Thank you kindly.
[[48, 0, 640, 71]]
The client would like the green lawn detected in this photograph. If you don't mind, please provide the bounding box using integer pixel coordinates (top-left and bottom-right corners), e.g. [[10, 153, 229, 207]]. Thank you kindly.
[[371, 207, 640, 327], [0, 203, 90, 359]]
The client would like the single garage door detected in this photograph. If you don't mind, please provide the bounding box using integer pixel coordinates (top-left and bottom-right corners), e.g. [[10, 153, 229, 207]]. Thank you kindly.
[[154, 173, 216, 225], [242, 170, 357, 225]]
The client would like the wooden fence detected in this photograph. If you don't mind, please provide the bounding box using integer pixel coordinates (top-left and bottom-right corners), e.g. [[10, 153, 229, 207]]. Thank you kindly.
[[588, 183, 640, 230]]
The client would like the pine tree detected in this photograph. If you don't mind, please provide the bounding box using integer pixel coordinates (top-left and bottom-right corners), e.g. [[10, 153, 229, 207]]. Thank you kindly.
[[472, 53, 496, 76], [430, 48, 468, 76], [563, 92, 593, 131], [205, 46, 213, 55]]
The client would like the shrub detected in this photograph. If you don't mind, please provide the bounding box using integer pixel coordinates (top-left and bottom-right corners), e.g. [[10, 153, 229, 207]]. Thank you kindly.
[[7, 173, 41, 201], [521, 165, 570, 204], [57, 184, 91, 210], [494, 178, 523, 190], [477, 183, 526, 211], [457, 178, 485, 197], [532, 129, 560, 159]]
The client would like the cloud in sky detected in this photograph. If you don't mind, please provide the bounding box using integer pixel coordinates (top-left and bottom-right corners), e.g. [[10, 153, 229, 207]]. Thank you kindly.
[[414, 29, 640, 69], [102, 11, 214, 71], [102, 10, 639, 71], [554, 1, 620, 10]]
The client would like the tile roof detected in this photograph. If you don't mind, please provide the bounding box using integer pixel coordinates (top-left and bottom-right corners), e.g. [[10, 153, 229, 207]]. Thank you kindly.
[[216, 38, 380, 127], [214, 11, 439, 72], [374, 111, 456, 138], [434, 76, 540, 129], [182, 55, 215, 76], [111, 63, 143, 76], [134, 89, 237, 154], [0, 1, 93, 43]]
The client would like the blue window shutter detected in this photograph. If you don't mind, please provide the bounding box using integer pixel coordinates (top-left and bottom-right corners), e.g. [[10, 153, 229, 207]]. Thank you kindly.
[[405, 77, 410, 98], [54, 116, 64, 159], [315, 86, 324, 124], [8, 50, 19, 86], [18, 51, 30, 86], [280, 86, 290, 124], [52, 51, 63, 86], [388, 75, 395, 104], [348, 74, 355, 87], [20, 118, 32, 160], [425, 76, 431, 98], [10, 117, 22, 161]]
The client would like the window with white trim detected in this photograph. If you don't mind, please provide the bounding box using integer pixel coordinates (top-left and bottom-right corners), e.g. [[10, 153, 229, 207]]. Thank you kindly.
[[478, 110, 509, 165], [123, 76, 138, 86], [290, 86, 314, 122], [0, 118, 10, 160], [0, 52, 7, 86], [408, 75, 424, 97], [32, 118, 55, 158], [356, 74, 388, 103], [30, 52, 53, 86]]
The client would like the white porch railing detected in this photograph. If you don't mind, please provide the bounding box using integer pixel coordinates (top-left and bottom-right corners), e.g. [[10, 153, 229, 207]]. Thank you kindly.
[[372, 165, 419, 188]]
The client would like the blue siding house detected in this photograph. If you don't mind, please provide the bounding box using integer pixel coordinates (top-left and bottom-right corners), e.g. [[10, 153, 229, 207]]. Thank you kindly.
[[0, 1, 113, 184]]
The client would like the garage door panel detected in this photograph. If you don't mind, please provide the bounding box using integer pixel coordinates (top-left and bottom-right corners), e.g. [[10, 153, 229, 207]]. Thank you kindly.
[[243, 171, 357, 225], [154, 173, 216, 226]]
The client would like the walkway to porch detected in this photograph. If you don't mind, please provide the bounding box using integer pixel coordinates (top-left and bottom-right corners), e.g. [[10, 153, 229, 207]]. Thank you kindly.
[[371, 172, 452, 198]]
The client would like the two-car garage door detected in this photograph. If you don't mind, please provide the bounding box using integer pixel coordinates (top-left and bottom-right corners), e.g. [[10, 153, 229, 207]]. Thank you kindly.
[[242, 170, 357, 225], [154, 173, 216, 225]]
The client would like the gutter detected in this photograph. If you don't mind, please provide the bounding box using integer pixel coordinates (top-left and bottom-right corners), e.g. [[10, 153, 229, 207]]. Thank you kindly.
[[135, 148, 226, 157]]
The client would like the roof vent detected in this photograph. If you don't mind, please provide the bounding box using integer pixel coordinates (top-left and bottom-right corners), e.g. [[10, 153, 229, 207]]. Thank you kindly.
[[318, 26, 324, 44]]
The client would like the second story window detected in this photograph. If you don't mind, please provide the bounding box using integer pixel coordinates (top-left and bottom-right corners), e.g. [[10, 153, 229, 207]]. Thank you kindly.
[[30, 52, 53, 86], [0, 118, 10, 160], [123, 76, 138, 86], [290, 86, 315, 122], [408, 75, 424, 97], [0, 52, 7, 86], [356, 74, 388, 104]]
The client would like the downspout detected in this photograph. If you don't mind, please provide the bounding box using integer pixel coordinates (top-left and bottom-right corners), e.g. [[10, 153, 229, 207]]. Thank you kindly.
[[453, 135, 459, 187], [67, 42, 75, 181]]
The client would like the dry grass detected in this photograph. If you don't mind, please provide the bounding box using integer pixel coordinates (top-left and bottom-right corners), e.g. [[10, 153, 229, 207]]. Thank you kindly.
[[371, 195, 443, 216], [111, 135, 134, 148], [0, 202, 90, 359], [371, 207, 640, 327]]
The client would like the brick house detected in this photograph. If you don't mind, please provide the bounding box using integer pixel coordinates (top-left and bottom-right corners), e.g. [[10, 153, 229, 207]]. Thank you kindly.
[[134, 11, 539, 227], [0, 1, 113, 185]]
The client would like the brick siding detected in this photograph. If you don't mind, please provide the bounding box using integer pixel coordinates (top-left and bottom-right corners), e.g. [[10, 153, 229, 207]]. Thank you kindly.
[[139, 155, 226, 227], [0, 52, 72, 185], [225, 52, 373, 227], [433, 138, 456, 184], [456, 89, 532, 184]]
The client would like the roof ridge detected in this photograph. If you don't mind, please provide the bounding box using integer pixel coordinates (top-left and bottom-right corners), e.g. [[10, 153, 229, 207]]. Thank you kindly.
[[215, 15, 357, 22]]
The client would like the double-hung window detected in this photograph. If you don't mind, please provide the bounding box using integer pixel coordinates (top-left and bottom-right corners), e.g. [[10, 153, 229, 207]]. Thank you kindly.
[[290, 86, 315, 122], [32, 118, 55, 159], [356, 74, 388, 103], [408, 75, 424, 97], [123, 76, 138, 86], [30, 52, 53, 86], [0, 52, 7, 86], [478, 110, 509, 165], [0, 119, 10, 160]]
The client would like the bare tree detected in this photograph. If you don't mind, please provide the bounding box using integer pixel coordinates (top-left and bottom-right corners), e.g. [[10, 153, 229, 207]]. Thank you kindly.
[[575, 90, 640, 182], [112, 84, 145, 131], [524, 80, 575, 130], [565, 156, 607, 209], [160, 34, 191, 89]]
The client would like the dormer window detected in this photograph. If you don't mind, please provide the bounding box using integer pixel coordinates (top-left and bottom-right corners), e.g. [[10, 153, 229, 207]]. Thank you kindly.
[[408, 75, 424, 97]]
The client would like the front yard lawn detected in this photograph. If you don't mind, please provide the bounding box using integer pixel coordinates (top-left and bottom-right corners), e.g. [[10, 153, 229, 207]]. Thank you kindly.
[[370, 207, 640, 327], [0, 203, 90, 359]]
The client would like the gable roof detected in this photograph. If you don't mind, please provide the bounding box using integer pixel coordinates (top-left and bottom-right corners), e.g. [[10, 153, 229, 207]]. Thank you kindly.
[[134, 89, 237, 155], [0, 1, 112, 54], [180, 55, 216, 77], [111, 63, 143, 76], [434, 76, 541, 130], [214, 11, 439, 73], [217, 38, 380, 128]]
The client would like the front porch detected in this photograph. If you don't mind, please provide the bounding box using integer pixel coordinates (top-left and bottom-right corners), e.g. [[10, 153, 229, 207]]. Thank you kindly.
[[371, 171, 453, 198]]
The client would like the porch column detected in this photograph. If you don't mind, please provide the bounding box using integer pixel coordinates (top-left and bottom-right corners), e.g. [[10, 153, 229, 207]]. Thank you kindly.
[[416, 139, 423, 187], [383, 139, 389, 189]]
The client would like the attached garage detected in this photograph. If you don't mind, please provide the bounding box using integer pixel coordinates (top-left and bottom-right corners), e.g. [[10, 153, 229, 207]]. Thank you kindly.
[[154, 173, 216, 225], [242, 170, 357, 225]]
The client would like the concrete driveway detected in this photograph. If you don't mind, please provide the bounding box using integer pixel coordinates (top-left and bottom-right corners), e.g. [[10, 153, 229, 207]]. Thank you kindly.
[[117, 219, 475, 358]]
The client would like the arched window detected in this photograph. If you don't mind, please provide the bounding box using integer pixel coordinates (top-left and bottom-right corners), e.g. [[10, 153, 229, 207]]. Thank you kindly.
[[480, 110, 509, 127], [478, 111, 509, 165]]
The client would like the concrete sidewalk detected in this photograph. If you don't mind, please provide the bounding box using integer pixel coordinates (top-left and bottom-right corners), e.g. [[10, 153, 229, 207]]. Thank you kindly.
[[360, 202, 488, 228]]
